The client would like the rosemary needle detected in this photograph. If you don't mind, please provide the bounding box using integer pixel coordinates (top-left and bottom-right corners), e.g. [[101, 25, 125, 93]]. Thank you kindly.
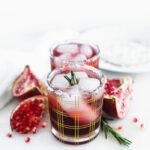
[[64, 71, 77, 86]]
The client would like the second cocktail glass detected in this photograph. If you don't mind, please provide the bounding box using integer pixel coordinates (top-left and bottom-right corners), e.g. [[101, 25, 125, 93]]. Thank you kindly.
[[50, 40, 100, 70]]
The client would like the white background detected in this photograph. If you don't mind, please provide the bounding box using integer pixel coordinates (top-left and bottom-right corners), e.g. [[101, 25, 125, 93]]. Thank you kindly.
[[0, 0, 150, 150], [0, 0, 150, 52]]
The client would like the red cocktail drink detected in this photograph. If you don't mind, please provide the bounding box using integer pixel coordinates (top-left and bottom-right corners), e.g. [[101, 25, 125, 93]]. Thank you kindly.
[[50, 41, 100, 70], [47, 64, 106, 144]]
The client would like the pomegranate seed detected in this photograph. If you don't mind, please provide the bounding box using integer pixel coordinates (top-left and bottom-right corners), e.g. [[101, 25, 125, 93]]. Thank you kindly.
[[25, 137, 30, 143], [32, 127, 37, 134], [132, 117, 138, 123], [140, 123, 144, 128], [7, 133, 12, 138], [41, 122, 47, 128], [117, 125, 123, 130]]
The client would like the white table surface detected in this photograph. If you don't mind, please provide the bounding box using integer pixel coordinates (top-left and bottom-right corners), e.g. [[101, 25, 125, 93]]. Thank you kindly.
[[0, 31, 150, 150], [0, 70, 150, 150]]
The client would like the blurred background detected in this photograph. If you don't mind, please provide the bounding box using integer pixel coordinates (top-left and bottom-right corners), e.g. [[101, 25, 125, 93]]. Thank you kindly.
[[0, 0, 150, 74], [0, 0, 150, 51]]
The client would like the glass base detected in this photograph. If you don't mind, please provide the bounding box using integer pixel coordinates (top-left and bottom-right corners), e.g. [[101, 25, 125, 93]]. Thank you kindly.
[[51, 127, 100, 144]]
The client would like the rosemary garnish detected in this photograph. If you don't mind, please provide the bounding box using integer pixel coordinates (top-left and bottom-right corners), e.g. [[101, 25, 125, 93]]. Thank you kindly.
[[101, 116, 132, 146], [64, 71, 132, 146], [64, 71, 77, 86]]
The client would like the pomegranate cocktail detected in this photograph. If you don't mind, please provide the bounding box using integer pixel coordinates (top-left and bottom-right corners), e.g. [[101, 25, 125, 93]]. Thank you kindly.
[[47, 65, 106, 144], [50, 41, 100, 70]]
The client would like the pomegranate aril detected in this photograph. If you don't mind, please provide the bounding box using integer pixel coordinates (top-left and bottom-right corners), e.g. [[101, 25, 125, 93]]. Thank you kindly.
[[32, 127, 37, 134], [41, 122, 47, 128], [140, 123, 144, 128], [132, 117, 138, 123], [7, 133, 12, 138], [117, 125, 123, 130], [25, 137, 30, 143]]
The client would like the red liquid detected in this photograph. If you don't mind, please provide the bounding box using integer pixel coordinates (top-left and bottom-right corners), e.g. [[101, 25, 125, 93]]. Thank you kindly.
[[50, 43, 100, 70]]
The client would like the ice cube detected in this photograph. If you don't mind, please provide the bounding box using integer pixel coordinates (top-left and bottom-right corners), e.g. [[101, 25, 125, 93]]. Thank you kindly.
[[59, 85, 98, 124], [51, 74, 70, 89], [67, 71, 88, 80], [56, 44, 79, 55], [73, 54, 87, 61], [80, 45, 93, 58], [60, 85, 81, 110], [79, 78, 100, 92], [67, 85, 81, 97]]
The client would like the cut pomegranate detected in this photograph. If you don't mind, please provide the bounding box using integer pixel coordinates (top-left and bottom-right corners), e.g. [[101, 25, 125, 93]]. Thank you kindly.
[[10, 95, 48, 134], [12, 65, 48, 100], [103, 77, 133, 119]]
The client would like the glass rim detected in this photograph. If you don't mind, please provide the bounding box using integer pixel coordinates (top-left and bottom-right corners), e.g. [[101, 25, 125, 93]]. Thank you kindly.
[[46, 64, 106, 98], [49, 39, 100, 63]]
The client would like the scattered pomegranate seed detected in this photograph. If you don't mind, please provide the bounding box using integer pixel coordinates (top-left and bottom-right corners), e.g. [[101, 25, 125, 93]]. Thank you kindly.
[[117, 125, 123, 130], [7, 133, 12, 138], [140, 123, 144, 128], [32, 127, 37, 134], [25, 137, 30, 143], [41, 122, 47, 128], [132, 117, 138, 123]]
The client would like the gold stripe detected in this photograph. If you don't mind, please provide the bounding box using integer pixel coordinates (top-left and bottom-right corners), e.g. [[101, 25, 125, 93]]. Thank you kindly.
[[56, 98, 60, 139], [51, 116, 100, 129], [74, 96, 77, 144], [55, 97, 99, 103], [50, 104, 103, 117], [77, 96, 80, 144]]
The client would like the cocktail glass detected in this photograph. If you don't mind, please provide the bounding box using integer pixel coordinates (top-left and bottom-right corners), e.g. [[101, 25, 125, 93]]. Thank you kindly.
[[47, 64, 106, 144], [50, 40, 100, 70]]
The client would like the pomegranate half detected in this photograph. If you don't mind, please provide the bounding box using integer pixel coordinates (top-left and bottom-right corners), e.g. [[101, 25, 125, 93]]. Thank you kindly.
[[103, 77, 133, 119], [12, 65, 48, 100], [10, 95, 48, 134]]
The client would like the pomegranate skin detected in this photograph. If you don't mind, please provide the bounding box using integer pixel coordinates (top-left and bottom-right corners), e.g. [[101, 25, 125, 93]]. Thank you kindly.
[[103, 98, 119, 118]]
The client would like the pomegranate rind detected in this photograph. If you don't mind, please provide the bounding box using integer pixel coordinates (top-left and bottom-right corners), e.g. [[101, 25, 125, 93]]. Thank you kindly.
[[10, 95, 48, 134], [103, 77, 133, 119], [12, 65, 48, 100]]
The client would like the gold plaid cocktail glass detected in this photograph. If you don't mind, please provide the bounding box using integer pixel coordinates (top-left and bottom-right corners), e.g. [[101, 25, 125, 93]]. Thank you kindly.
[[47, 64, 106, 144]]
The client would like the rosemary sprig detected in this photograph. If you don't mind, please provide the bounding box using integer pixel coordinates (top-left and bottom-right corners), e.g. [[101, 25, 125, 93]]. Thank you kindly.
[[64, 71, 77, 86], [101, 116, 132, 146]]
